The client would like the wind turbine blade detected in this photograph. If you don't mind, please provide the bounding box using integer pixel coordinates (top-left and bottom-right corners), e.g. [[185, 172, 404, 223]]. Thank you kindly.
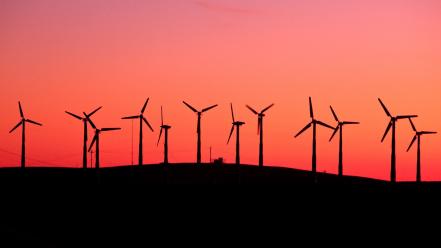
[[101, 128, 121, 132], [329, 126, 340, 142], [420, 131, 437, 135], [18, 101, 24, 118], [88, 135, 97, 152], [157, 128, 163, 146], [9, 121, 23, 133], [202, 104, 218, 113], [407, 135, 417, 152], [294, 122, 312, 138], [143, 117, 154, 132], [309, 97, 314, 118], [343, 121, 360, 125], [396, 115, 418, 120], [381, 121, 392, 142], [316, 120, 334, 130], [26, 119, 42, 126], [141, 98, 149, 114], [161, 106, 164, 126], [83, 112, 96, 129], [230, 103, 235, 122], [227, 125, 235, 144], [378, 98, 391, 117], [246, 105, 258, 115], [183, 101, 198, 113], [408, 118, 416, 132], [65, 111, 83, 120], [261, 103, 274, 114], [122, 115, 140, 120], [330, 106, 339, 122], [87, 106, 102, 117]]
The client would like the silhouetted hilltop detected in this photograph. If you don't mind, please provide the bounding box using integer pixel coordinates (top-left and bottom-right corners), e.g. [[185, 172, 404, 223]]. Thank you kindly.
[[0, 164, 440, 191], [1, 163, 439, 248]]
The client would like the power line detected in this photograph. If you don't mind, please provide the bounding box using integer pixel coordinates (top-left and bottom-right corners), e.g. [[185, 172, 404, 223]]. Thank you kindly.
[[0, 148, 61, 166]]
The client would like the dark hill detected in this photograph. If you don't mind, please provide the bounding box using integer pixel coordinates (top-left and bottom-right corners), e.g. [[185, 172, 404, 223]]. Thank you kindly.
[[0, 163, 439, 191], [0, 163, 381, 185], [0, 164, 439, 247]]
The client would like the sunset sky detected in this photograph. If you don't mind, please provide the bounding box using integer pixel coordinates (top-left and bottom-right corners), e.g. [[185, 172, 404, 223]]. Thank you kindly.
[[1, 0, 440, 181]]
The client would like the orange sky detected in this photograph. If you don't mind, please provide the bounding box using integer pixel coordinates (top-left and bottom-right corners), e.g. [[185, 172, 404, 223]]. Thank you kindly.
[[1, 0, 441, 181]]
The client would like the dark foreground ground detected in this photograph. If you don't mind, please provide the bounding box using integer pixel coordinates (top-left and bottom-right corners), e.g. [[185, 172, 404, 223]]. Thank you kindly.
[[0, 164, 439, 247]]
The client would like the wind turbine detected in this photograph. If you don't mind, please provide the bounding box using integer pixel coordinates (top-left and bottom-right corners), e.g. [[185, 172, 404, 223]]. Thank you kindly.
[[9, 101, 43, 169], [157, 106, 171, 165], [183, 101, 218, 164], [378, 98, 417, 183], [85, 114, 121, 169], [294, 97, 334, 175], [329, 106, 360, 177], [228, 103, 245, 166], [122, 98, 154, 166], [407, 118, 437, 183], [246, 103, 274, 167], [65, 106, 102, 169]]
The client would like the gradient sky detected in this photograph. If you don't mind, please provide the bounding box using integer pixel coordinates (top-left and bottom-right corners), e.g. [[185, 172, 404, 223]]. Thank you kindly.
[[1, 0, 441, 181]]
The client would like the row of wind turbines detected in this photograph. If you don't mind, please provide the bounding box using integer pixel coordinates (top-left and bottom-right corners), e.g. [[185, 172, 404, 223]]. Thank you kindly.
[[8, 98, 437, 183]]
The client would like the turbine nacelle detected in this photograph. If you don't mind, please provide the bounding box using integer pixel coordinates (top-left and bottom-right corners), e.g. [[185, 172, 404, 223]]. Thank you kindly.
[[122, 98, 154, 132], [295, 98, 333, 138], [10, 102, 43, 133], [157, 106, 172, 146], [407, 118, 437, 152], [88, 127, 121, 152], [379, 98, 417, 142], [233, 121, 245, 126], [183, 101, 218, 116], [228, 103, 246, 144], [329, 106, 360, 141], [183, 101, 217, 135], [246, 104, 274, 134]]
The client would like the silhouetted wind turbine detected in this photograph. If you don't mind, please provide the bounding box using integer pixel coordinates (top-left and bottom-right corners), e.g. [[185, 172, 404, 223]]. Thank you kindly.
[[246, 103, 274, 167], [122, 99, 154, 166], [9, 101, 42, 169], [378, 98, 417, 183], [329, 106, 360, 177], [407, 118, 437, 183], [65, 106, 102, 169], [85, 115, 121, 169], [228, 103, 245, 166], [183, 101, 218, 164], [295, 97, 334, 175], [157, 106, 171, 164]]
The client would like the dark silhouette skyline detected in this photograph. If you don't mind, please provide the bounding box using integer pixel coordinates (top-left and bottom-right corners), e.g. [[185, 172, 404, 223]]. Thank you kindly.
[[65, 106, 102, 169], [378, 98, 417, 183], [295, 97, 334, 176], [9, 102, 42, 169], [1, 98, 439, 183], [85, 114, 121, 169], [122, 98, 154, 166], [407, 118, 437, 183], [329, 106, 360, 177], [183, 101, 218, 164], [246, 103, 274, 167], [157, 106, 171, 164], [227, 103, 245, 166]]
